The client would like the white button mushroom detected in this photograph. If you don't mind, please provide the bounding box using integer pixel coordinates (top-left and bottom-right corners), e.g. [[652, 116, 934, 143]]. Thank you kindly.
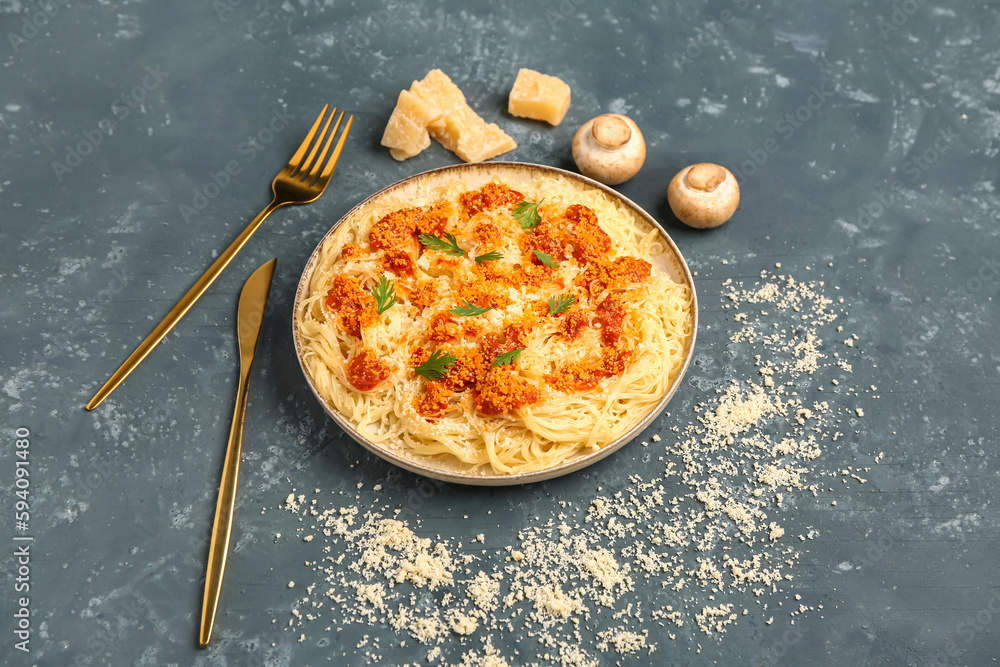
[[571, 114, 646, 185], [667, 162, 740, 229]]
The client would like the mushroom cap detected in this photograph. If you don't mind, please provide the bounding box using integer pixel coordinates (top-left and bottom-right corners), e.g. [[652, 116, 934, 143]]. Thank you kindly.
[[667, 163, 740, 229], [572, 114, 646, 185]]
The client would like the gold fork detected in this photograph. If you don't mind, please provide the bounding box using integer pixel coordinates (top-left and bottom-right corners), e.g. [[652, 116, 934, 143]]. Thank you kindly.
[[85, 106, 353, 411]]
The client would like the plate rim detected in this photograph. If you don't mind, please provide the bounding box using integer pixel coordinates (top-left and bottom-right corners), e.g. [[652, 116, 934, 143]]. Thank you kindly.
[[292, 161, 699, 486]]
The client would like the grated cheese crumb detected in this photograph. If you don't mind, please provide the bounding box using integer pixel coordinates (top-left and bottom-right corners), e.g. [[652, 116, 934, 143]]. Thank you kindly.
[[272, 269, 868, 662]]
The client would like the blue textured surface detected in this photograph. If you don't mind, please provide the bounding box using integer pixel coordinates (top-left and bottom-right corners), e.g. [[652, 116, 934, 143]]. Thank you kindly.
[[1, 1, 999, 665]]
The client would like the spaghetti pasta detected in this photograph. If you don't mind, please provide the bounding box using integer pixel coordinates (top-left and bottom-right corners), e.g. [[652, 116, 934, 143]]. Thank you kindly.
[[295, 172, 694, 475]]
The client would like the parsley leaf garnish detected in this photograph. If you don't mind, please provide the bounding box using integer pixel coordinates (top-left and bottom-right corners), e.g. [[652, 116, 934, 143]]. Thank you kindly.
[[372, 275, 397, 315], [513, 200, 543, 229], [548, 294, 575, 315], [533, 250, 560, 268], [414, 349, 458, 380], [475, 251, 504, 264], [450, 299, 494, 317], [419, 232, 465, 257], [492, 348, 524, 368]]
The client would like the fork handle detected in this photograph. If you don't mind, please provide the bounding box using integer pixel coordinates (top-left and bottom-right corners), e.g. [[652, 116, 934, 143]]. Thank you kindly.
[[199, 363, 252, 647], [85, 199, 283, 411]]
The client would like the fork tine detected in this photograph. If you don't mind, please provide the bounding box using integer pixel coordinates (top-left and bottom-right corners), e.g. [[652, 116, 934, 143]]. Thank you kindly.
[[316, 115, 354, 186], [307, 111, 344, 181], [286, 104, 331, 170], [298, 110, 334, 177]]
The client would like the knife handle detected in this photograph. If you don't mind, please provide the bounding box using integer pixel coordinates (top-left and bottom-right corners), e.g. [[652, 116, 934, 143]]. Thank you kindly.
[[199, 365, 252, 648]]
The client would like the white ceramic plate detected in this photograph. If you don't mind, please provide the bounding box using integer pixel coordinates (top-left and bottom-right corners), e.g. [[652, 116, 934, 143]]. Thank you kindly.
[[292, 162, 698, 486]]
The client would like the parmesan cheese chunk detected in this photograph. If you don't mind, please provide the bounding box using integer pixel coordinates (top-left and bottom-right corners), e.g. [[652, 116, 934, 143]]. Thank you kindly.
[[507, 68, 572, 126], [382, 69, 517, 163], [410, 68, 465, 114], [380, 89, 438, 161]]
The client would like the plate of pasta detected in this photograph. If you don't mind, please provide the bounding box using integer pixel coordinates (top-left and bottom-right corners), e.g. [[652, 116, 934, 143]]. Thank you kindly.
[[293, 162, 697, 485]]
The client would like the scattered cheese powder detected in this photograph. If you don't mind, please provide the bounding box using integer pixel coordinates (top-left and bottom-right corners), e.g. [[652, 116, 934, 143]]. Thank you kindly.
[[277, 269, 866, 665]]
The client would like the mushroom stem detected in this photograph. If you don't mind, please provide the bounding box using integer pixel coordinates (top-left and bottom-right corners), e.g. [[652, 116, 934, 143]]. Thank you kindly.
[[591, 115, 632, 150], [686, 163, 727, 191]]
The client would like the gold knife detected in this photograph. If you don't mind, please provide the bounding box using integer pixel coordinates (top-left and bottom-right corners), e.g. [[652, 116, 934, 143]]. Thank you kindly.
[[199, 257, 276, 648]]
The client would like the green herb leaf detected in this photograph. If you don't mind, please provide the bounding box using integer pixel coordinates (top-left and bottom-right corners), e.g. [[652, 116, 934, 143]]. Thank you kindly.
[[450, 299, 494, 317], [533, 250, 560, 268], [419, 232, 465, 257], [372, 275, 397, 315], [492, 347, 525, 368], [414, 349, 458, 380], [475, 250, 504, 264], [513, 199, 543, 229], [548, 294, 575, 316]]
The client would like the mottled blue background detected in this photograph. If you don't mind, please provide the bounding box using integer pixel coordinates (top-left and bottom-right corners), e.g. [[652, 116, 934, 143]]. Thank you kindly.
[[1, 0, 998, 665]]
